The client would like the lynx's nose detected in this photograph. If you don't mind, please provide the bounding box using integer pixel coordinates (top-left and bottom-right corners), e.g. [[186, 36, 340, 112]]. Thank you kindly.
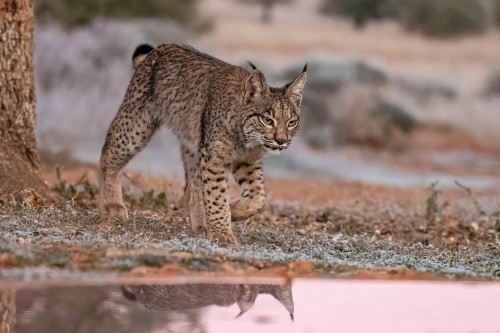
[[275, 138, 288, 145]]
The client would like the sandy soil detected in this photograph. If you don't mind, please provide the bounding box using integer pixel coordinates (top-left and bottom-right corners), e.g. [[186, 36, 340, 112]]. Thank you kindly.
[[38, 159, 498, 209]]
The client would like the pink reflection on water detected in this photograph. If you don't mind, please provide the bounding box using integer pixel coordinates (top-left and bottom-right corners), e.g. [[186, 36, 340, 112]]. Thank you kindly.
[[206, 280, 500, 333]]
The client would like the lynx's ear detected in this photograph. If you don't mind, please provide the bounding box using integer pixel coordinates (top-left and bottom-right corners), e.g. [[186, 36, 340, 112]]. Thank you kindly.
[[286, 64, 307, 107], [270, 284, 295, 322], [244, 69, 269, 104]]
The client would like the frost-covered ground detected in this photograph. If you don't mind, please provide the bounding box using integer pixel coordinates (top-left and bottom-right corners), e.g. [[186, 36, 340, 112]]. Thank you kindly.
[[0, 207, 498, 280], [1, 168, 499, 281]]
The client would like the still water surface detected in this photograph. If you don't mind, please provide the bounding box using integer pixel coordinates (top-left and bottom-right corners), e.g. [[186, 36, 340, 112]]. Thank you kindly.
[[4, 278, 499, 333]]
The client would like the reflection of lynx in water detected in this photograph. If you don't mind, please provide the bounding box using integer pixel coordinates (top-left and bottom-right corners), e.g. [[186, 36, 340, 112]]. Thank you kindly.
[[121, 283, 294, 320]]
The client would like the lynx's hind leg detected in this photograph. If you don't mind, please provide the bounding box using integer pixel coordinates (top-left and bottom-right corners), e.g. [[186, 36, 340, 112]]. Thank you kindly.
[[180, 144, 197, 206], [99, 103, 159, 222]]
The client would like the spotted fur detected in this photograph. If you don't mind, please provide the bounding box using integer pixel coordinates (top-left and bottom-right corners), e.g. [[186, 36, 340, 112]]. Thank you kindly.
[[98, 44, 307, 245]]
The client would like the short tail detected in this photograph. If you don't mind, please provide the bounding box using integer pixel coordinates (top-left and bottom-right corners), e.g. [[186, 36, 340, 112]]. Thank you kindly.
[[132, 44, 154, 70]]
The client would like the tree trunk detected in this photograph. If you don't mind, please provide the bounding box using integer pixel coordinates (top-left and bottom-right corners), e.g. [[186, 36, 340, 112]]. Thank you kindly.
[[0, 289, 15, 333], [0, 0, 45, 195]]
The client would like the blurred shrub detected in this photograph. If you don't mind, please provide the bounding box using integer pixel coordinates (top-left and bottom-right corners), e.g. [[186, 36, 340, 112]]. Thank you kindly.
[[402, 0, 490, 37], [494, 0, 500, 25], [237, 0, 294, 23], [484, 70, 500, 97], [320, 0, 491, 37], [319, 0, 409, 27], [35, 0, 199, 27]]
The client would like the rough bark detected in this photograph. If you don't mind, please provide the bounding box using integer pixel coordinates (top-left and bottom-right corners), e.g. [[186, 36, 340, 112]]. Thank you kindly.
[[0, 0, 45, 194], [0, 290, 15, 333]]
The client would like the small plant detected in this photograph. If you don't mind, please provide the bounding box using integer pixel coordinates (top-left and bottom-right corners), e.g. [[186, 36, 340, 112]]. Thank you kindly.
[[317, 211, 330, 223], [425, 181, 440, 220], [13, 255, 35, 267], [485, 243, 496, 250], [52, 180, 99, 201], [448, 250, 460, 266], [48, 255, 71, 268], [190, 256, 212, 271], [155, 192, 167, 207], [138, 189, 167, 208], [138, 254, 166, 267]]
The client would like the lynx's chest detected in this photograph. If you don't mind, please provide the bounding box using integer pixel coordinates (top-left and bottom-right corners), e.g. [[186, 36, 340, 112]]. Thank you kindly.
[[236, 144, 264, 164]]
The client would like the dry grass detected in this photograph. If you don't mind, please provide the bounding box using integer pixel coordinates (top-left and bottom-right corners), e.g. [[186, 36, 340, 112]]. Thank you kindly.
[[1, 166, 499, 280]]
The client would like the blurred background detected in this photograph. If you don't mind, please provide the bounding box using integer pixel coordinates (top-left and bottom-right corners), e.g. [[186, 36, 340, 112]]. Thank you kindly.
[[34, 0, 500, 189]]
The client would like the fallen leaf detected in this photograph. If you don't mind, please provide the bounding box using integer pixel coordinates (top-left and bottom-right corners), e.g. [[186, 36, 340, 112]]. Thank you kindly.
[[0, 254, 15, 267], [254, 262, 266, 270], [171, 251, 193, 261], [129, 265, 158, 276]]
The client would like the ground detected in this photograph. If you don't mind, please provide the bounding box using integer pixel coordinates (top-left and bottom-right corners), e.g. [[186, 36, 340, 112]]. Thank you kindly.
[[2, 0, 500, 282], [0, 157, 498, 283]]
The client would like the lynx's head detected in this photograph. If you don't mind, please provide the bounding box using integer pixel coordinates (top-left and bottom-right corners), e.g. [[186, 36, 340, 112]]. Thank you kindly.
[[241, 64, 307, 154], [234, 283, 295, 321]]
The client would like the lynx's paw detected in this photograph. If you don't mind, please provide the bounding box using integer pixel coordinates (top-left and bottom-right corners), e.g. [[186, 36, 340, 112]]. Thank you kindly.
[[209, 231, 238, 247], [230, 198, 265, 221], [99, 202, 128, 221], [193, 224, 208, 238]]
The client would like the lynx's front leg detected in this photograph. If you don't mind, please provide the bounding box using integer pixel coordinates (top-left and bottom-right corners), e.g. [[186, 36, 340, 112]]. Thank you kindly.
[[231, 159, 266, 221], [199, 149, 237, 246]]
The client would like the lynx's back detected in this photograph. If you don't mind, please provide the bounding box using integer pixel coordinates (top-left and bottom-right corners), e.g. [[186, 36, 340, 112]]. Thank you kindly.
[[127, 44, 249, 148]]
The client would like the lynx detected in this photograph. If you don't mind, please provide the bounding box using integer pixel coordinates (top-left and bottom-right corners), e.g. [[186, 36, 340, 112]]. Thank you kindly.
[[121, 283, 295, 321], [98, 43, 307, 245]]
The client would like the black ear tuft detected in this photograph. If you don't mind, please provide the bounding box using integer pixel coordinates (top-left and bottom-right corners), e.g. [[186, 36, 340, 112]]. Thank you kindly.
[[247, 61, 257, 70], [302, 63, 308, 73], [133, 44, 154, 61]]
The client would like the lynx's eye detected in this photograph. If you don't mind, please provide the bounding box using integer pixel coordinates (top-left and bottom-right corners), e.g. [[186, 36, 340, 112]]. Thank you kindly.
[[260, 116, 274, 126], [287, 119, 298, 128]]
